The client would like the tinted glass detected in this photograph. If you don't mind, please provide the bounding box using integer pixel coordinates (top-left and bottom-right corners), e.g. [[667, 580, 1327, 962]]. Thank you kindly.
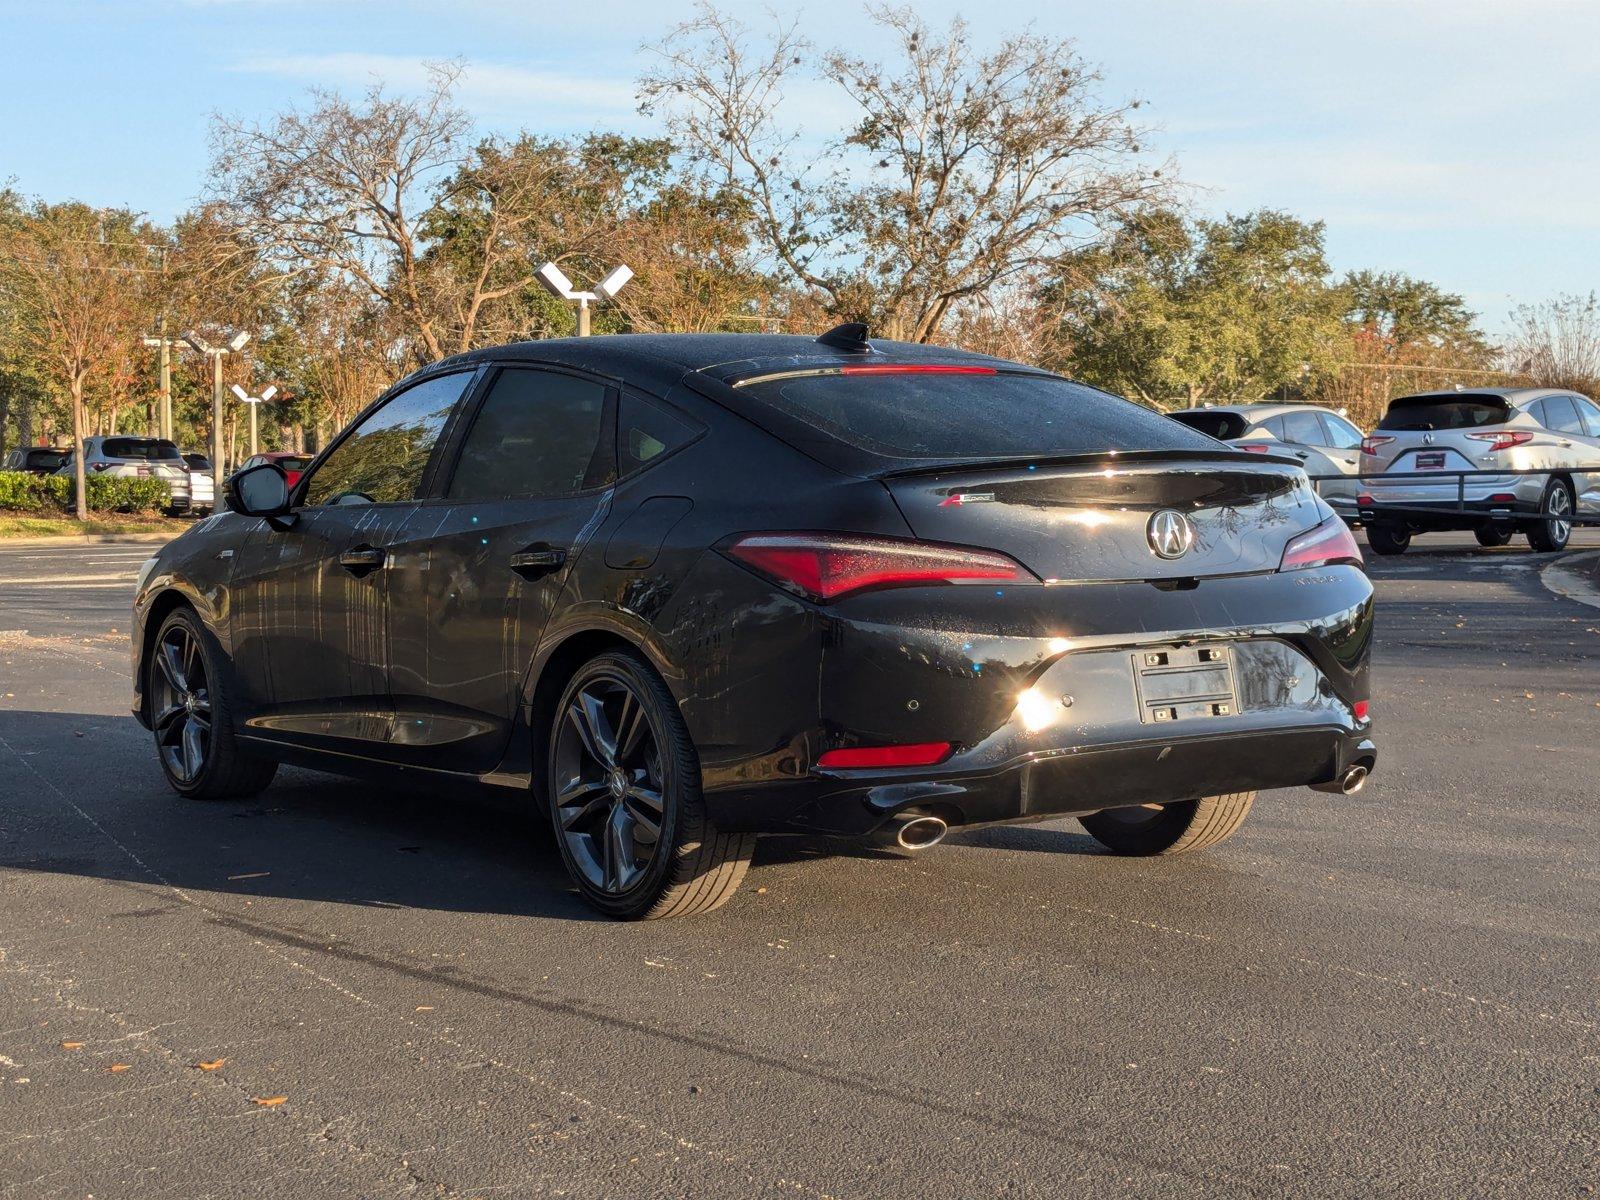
[[738, 372, 1216, 462], [304, 372, 472, 506], [1280, 410, 1325, 445], [27, 450, 69, 470], [1574, 396, 1600, 438], [1167, 411, 1247, 441], [1318, 413, 1364, 449], [276, 455, 313, 471], [103, 438, 181, 461], [183, 455, 211, 470], [447, 369, 611, 501], [1541, 395, 1585, 435], [1378, 396, 1510, 430], [620, 394, 699, 474]]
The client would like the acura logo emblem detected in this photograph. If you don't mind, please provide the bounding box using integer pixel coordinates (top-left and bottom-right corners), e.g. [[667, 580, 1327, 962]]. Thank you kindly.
[[1422, 432, 1434, 445], [1146, 509, 1195, 559]]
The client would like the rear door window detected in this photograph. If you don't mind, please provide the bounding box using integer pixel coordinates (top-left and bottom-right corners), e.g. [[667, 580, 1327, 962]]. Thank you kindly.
[[1280, 410, 1325, 445], [1166, 411, 1247, 441], [1541, 395, 1586, 435], [1318, 413, 1363, 449], [619, 394, 700, 475], [303, 371, 474, 507], [1573, 396, 1600, 438], [734, 370, 1216, 467], [445, 368, 613, 501]]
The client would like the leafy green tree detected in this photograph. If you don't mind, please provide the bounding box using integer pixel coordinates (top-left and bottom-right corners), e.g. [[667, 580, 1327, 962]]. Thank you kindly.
[[1051, 209, 1344, 406]]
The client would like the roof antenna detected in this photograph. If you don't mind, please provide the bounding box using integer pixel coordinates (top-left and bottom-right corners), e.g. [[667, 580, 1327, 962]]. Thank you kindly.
[[816, 322, 872, 352]]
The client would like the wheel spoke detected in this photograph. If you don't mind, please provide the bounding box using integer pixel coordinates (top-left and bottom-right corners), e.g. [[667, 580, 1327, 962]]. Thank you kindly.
[[152, 704, 185, 732], [614, 691, 646, 766], [181, 719, 205, 780], [156, 640, 187, 694], [625, 782, 664, 814], [568, 690, 618, 767], [624, 796, 661, 842]]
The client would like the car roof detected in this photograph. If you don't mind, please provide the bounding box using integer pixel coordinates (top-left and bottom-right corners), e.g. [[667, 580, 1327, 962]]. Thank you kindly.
[[413, 332, 1043, 393], [1183, 403, 1344, 420], [1391, 387, 1577, 405]]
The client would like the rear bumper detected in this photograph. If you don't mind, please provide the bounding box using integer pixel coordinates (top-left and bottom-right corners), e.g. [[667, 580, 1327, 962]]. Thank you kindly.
[[1360, 475, 1544, 527]]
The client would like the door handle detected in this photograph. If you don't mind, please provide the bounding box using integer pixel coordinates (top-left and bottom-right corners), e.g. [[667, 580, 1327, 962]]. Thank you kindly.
[[509, 546, 567, 579], [339, 545, 388, 574]]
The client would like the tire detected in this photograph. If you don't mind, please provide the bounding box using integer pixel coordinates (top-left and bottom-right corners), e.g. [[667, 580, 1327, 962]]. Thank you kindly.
[[546, 650, 755, 920], [1474, 526, 1514, 547], [147, 607, 278, 800], [1525, 478, 1574, 553], [1365, 523, 1411, 556], [1080, 792, 1256, 856]]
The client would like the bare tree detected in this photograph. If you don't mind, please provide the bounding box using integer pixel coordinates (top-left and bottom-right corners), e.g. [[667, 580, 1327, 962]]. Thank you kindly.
[[0, 202, 148, 519], [1506, 293, 1600, 395], [641, 4, 1168, 341]]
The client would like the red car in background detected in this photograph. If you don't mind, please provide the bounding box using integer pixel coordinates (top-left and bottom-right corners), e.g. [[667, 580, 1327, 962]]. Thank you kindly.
[[239, 452, 314, 488]]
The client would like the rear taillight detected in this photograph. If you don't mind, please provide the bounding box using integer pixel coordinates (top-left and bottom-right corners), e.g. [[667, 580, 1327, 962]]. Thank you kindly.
[[1238, 443, 1272, 453], [725, 532, 1032, 601], [1353, 700, 1370, 723], [88, 461, 113, 472], [1465, 431, 1533, 452], [1280, 517, 1363, 571], [817, 742, 952, 769], [1360, 436, 1394, 456]]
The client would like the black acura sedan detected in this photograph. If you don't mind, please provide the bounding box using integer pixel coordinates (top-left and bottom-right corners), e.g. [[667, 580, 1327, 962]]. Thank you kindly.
[[132, 326, 1375, 919]]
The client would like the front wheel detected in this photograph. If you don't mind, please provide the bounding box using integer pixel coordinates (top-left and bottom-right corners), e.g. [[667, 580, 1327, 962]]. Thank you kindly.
[[1080, 792, 1256, 856], [148, 608, 278, 800], [1525, 478, 1574, 553], [1365, 524, 1411, 556], [547, 651, 755, 920]]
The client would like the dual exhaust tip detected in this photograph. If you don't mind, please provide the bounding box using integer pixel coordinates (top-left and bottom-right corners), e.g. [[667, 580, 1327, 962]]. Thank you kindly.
[[885, 814, 949, 851], [1313, 764, 1369, 795]]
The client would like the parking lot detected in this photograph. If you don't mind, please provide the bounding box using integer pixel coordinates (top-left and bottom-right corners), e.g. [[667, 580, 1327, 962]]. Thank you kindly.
[[1, 531, 1598, 1198]]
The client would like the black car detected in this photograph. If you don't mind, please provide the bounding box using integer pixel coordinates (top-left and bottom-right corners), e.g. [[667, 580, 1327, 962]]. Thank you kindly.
[[132, 327, 1376, 920]]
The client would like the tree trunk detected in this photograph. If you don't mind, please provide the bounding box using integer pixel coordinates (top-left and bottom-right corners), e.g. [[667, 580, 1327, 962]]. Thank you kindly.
[[0, 388, 11, 462], [70, 378, 89, 522]]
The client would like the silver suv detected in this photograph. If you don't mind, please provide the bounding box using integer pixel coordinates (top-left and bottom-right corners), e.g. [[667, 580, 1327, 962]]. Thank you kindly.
[[54, 436, 193, 514], [1167, 403, 1366, 520], [1358, 388, 1600, 554]]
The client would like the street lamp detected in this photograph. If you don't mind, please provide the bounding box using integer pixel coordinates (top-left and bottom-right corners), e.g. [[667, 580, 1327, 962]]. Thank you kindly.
[[229, 383, 278, 458], [141, 319, 186, 442], [534, 262, 633, 336], [181, 330, 251, 498]]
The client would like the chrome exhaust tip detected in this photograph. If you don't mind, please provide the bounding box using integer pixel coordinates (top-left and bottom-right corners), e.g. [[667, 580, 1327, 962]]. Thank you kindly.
[[1340, 765, 1368, 795], [894, 815, 949, 851]]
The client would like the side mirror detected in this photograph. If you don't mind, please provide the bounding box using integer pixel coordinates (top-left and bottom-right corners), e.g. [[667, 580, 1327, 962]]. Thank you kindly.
[[226, 462, 291, 517]]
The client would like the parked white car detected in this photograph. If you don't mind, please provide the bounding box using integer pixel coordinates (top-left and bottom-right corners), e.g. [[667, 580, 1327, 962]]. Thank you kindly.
[[53, 436, 193, 513], [183, 453, 216, 515], [1167, 404, 1366, 521]]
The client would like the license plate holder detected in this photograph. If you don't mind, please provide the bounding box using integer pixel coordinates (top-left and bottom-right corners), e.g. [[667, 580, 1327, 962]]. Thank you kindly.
[[1132, 645, 1238, 724], [1414, 452, 1446, 470]]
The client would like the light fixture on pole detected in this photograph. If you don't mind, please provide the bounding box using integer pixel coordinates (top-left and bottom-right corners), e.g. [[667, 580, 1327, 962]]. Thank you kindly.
[[181, 330, 251, 498], [230, 383, 278, 458], [534, 262, 633, 337]]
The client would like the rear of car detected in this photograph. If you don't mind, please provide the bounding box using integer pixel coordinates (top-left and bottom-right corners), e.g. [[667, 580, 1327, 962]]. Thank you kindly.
[[4, 447, 71, 475], [1358, 389, 1600, 550], [670, 362, 1375, 840], [183, 454, 215, 514], [1169, 404, 1366, 521], [59, 436, 192, 512]]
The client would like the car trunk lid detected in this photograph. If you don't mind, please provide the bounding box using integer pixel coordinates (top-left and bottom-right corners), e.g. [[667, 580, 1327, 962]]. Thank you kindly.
[[880, 452, 1319, 582]]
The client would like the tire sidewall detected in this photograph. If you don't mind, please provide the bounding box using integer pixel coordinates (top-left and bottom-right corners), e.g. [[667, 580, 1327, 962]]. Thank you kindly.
[[545, 652, 689, 918], [1528, 478, 1573, 551], [149, 608, 220, 797]]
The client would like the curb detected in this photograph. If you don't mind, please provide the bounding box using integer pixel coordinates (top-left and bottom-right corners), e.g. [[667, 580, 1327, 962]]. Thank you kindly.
[[0, 532, 178, 547], [1541, 549, 1600, 612]]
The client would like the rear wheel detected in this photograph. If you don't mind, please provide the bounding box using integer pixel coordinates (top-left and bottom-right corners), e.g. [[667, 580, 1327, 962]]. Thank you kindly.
[[1365, 524, 1411, 556], [547, 651, 755, 920], [1080, 792, 1256, 856], [1525, 478, 1574, 553], [148, 608, 277, 800], [1474, 525, 1513, 547]]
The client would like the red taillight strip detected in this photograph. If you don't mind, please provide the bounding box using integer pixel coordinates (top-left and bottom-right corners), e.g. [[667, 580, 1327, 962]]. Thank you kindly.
[[725, 532, 1032, 601], [729, 364, 998, 388], [817, 742, 952, 769]]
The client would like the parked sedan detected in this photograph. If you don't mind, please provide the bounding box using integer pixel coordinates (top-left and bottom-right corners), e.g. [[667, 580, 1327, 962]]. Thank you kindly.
[[183, 454, 215, 515], [1167, 404, 1366, 520], [3, 446, 70, 475], [132, 328, 1375, 920], [238, 451, 314, 488], [1358, 388, 1600, 554], [56, 436, 192, 513]]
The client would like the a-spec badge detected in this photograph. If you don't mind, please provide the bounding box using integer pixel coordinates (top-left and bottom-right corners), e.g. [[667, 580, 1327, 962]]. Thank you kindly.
[[1146, 509, 1195, 560], [938, 492, 996, 507]]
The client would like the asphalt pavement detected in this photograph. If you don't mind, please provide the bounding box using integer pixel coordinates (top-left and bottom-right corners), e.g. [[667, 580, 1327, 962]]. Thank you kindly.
[[1, 530, 1597, 1198]]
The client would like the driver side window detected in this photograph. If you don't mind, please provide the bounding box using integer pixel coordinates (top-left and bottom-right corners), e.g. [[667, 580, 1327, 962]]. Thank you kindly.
[[303, 372, 474, 507]]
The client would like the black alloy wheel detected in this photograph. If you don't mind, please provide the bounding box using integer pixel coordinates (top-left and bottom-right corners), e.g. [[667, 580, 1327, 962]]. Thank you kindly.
[[547, 651, 755, 920]]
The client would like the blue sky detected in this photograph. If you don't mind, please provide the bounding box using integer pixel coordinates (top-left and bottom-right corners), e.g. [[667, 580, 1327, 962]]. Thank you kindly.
[[3, 0, 1597, 335]]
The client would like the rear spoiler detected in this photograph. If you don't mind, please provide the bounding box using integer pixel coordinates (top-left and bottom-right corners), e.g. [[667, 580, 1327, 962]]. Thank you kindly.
[[873, 447, 1305, 480]]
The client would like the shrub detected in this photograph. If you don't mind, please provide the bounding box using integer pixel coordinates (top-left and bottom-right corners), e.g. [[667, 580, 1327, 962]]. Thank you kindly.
[[0, 470, 171, 514]]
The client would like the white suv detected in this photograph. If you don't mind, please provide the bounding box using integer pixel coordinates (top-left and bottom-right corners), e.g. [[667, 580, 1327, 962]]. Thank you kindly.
[[54, 436, 193, 513]]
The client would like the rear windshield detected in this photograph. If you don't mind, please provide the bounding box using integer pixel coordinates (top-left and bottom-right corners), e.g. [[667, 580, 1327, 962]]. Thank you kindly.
[[735, 370, 1218, 466], [26, 449, 69, 469], [102, 437, 182, 461], [1377, 395, 1510, 431], [1167, 410, 1249, 441]]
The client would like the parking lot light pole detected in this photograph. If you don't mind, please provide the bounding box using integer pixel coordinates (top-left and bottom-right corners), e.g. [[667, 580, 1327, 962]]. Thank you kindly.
[[533, 262, 633, 337], [229, 384, 278, 458], [142, 317, 185, 441], [182, 330, 251, 498]]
